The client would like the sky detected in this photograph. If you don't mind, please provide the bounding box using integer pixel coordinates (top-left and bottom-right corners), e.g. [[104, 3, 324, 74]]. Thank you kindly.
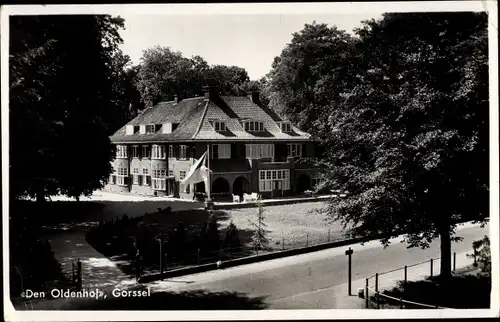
[[118, 14, 381, 80]]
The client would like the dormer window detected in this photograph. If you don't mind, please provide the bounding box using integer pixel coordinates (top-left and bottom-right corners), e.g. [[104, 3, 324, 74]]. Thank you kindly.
[[212, 121, 226, 132], [242, 120, 264, 132], [281, 122, 292, 133], [126, 125, 134, 135], [145, 124, 156, 134]]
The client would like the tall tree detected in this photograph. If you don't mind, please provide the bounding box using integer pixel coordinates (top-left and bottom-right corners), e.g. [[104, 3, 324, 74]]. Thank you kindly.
[[206, 65, 250, 95], [135, 46, 252, 107], [266, 21, 357, 131], [249, 197, 269, 251], [317, 12, 489, 279], [135, 46, 190, 107], [10, 15, 128, 200]]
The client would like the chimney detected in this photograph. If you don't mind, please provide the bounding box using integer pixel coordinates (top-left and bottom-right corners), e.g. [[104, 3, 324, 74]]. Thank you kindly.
[[247, 90, 260, 104], [203, 85, 218, 100]]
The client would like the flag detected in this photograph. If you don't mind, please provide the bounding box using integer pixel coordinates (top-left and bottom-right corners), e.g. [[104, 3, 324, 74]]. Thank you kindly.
[[180, 151, 209, 192]]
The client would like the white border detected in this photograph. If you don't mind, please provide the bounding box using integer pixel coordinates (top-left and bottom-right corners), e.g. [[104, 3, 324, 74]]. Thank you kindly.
[[2, 1, 498, 321]]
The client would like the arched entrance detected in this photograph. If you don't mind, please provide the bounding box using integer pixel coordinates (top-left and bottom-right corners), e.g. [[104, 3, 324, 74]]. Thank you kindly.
[[296, 173, 311, 193], [233, 176, 250, 197], [211, 177, 230, 199]]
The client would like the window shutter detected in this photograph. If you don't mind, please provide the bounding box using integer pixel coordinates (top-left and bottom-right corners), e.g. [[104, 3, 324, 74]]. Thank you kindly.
[[175, 145, 179, 159], [302, 144, 307, 157]]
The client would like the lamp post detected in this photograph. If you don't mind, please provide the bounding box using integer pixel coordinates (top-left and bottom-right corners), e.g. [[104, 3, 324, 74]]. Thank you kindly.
[[345, 247, 354, 295], [155, 233, 167, 280]]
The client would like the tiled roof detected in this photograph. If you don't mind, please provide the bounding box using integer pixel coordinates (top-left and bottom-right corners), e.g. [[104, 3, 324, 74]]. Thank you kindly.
[[109, 94, 311, 143], [110, 97, 207, 143], [192, 96, 310, 141]]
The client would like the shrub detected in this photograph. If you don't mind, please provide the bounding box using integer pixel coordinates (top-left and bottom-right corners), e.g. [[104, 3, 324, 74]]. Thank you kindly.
[[223, 220, 242, 252], [10, 212, 64, 296], [468, 235, 491, 277]]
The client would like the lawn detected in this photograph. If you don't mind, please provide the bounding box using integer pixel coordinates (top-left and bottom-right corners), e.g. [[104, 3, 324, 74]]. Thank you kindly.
[[84, 200, 353, 276], [222, 201, 353, 250]]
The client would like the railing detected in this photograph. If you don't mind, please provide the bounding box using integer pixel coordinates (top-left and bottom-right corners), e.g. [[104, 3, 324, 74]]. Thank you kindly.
[[140, 229, 349, 277], [365, 252, 460, 309]]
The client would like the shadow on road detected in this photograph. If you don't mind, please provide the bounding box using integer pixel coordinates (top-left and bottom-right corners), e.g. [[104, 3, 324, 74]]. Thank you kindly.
[[72, 288, 268, 310]]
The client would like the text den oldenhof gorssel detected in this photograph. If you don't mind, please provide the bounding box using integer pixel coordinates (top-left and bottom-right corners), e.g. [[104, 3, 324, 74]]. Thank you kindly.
[[22, 288, 106, 300], [21, 288, 152, 300]]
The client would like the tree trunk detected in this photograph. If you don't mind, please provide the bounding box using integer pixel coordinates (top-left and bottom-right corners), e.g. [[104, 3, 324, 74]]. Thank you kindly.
[[439, 227, 452, 279], [36, 190, 46, 203]]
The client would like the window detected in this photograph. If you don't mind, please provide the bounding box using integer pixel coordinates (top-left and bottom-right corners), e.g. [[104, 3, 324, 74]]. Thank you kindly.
[[259, 169, 290, 192], [118, 168, 128, 176], [116, 145, 128, 158], [142, 169, 150, 186], [242, 121, 264, 132], [152, 169, 166, 190], [168, 145, 174, 158], [213, 121, 226, 132], [142, 145, 151, 159], [211, 144, 231, 159], [152, 145, 166, 159], [168, 169, 174, 177], [287, 144, 302, 158], [281, 123, 292, 132], [146, 124, 156, 134], [179, 145, 188, 160], [245, 144, 274, 159], [153, 169, 167, 178], [179, 170, 186, 181], [132, 146, 140, 158], [116, 167, 129, 186]]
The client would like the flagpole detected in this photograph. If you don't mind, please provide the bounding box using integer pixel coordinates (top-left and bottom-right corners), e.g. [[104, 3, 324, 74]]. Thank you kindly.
[[206, 144, 211, 201]]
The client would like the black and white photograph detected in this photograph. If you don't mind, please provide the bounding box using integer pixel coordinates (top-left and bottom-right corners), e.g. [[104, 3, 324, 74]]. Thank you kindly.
[[2, 1, 498, 320]]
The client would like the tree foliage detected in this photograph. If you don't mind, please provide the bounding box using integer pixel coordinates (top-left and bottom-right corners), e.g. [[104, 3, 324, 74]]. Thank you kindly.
[[265, 21, 357, 130], [249, 198, 269, 250], [10, 15, 129, 200], [223, 220, 242, 251], [313, 12, 489, 278], [135, 46, 254, 107]]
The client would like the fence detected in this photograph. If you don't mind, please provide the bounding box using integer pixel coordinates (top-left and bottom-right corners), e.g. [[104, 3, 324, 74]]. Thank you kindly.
[[364, 252, 460, 309], [139, 229, 350, 277]]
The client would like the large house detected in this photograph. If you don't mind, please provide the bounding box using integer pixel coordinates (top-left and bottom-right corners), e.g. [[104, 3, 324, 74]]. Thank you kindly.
[[106, 86, 322, 201]]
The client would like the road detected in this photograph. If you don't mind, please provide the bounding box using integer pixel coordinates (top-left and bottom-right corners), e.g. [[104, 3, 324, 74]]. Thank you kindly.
[[148, 222, 489, 309]]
